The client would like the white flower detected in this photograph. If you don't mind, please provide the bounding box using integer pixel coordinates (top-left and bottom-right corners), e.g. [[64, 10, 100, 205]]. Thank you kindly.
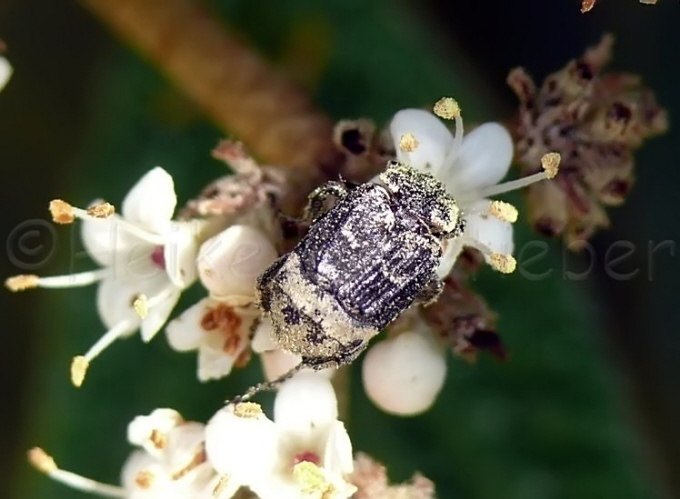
[[121, 408, 238, 498], [389, 100, 558, 277], [121, 449, 214, 499], [5, 167, 205, 386], [196, 224, 279, 300], [165, 224, 277, 381], [0, 56, 12, 92], [166, 297, 259, 382], [28, 408, 237, 498], [362, 325, 447, 416], [206, 373, 356, 499]]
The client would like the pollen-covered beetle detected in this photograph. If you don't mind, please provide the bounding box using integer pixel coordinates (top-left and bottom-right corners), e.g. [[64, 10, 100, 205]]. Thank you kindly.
[[254, 160, 464, 377]]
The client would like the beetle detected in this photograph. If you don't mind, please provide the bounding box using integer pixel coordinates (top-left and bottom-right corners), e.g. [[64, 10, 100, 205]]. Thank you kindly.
[[231, 161, 465, 402], [259, 160, 463, 361]]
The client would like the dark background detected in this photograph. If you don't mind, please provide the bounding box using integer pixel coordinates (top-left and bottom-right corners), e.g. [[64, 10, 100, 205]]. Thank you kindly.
[[1, 0, 678, 498]]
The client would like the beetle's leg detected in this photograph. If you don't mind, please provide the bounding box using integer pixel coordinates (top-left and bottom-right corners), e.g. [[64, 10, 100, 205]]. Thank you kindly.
[[416, 272, 444, 306], [303, 181, 349, 222], [226, 362, 305, 405]]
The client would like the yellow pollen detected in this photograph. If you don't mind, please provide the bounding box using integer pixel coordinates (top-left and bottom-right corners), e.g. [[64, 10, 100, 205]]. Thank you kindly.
[[489, 253, 517, 274], [540, 152, 561, 179], [488, 201, 518, 223], [399, 133, 419, 152], [133, 294, 149, 319], [233, 402, 263, 419], [149, 429, 167, 450], [49, 199, 75, 224], [86, 202, 115, 219], [70, 356, 89, 388], [5, 274, 39, 292], [135, 470, 155, 490], [433, 97, 461, 120], [213, 475, 231, 497], [292, 461, 330, 494], [28, 447, 57, 474]]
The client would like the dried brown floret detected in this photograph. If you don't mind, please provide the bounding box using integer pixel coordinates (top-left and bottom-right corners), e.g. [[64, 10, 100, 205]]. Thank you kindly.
[[422, 250, 506, 362], [508, 34, 667, 249], [181, 140, 285, 219], [582, 0, 658, 12], [180, 140, 286, 248], [332, 118, 393, 182], [350, 453, 436, 499]]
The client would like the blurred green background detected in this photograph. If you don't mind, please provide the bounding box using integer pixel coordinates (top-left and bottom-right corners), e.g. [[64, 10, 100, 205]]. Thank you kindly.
[[1, 0, 679, 498]]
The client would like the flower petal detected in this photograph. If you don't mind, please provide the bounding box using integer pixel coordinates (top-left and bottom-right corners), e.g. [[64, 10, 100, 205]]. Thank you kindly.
[[389, 109, 453, 176], [165, 299, 210, 352], [464, 199, 514, 257], [120, 450, 156, 490], [197, 345, 239, 382], [81, 211, 155, 274], [140, 286, 181, 342], [122, 167, 177, 234], [251, 318, 278, 353], [96, 278, 143, 330], [197, 225, 278, 299], [205, 404, 279, 482], [164, 221, 202, 288], [274, 372, 339, 431], [322, 421, 354, 475], [197, 474, 242, 499], [436, 237, 464, 279], [127, 408, 184, 455], [443, 122, 513, 193], [163, 421, 206, 474]]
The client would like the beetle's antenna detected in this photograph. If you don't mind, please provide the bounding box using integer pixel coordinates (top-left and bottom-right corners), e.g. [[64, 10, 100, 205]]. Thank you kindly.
[[226, 362, 306, 405]]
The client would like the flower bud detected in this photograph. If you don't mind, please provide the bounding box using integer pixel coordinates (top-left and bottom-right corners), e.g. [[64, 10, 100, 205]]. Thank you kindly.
[[362, 330, 446, 416], [197, 225, 277, 298]]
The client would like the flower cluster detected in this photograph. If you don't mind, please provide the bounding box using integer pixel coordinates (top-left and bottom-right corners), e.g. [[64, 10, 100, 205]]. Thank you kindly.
[[29, 372, 431, 498], [5, 155, 287, 386], [356, 98, 560, 416], [15, 76, 662, 496], [508, 34, 667, 248]]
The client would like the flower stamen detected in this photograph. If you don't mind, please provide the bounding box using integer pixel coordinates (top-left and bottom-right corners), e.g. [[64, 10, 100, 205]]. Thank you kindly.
[[133, 294, 149, 319], [233, 402, 263, 418], [5, 269, 110, 292], [489, 253, 517, 274], [27, 447, 125, 497], [487, 200, 519, 223], [49, 198, 166, 245], [70, 319, 135, 387], [462, 151, 561, 201], [433, 97, 461, 121], [5, 274, 39, 292], [398, 133, 419, 153], [293, 461, 333, 495], [439, 98, 465, 169], [49, 200, 114, 225]]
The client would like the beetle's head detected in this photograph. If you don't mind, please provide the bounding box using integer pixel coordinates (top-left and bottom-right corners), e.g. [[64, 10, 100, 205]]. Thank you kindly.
[[379, 161, 461, 236]]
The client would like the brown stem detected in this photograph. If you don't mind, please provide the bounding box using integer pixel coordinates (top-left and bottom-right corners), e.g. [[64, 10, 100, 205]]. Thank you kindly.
[[80, 0, 342, 208]]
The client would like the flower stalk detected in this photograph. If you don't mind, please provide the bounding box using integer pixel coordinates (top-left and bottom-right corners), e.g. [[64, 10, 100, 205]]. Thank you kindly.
[[80, 0, 342, 212]]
